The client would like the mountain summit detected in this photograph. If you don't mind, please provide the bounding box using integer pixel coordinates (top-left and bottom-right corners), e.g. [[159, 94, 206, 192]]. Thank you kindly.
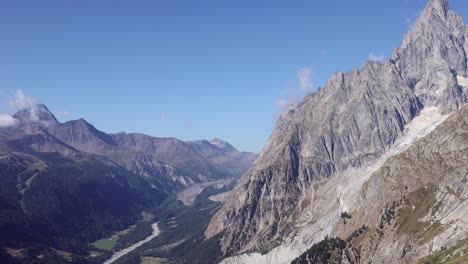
[[207, 0, 468, 263], [428, 0, 449, 18], [13, 104, 59, 127]]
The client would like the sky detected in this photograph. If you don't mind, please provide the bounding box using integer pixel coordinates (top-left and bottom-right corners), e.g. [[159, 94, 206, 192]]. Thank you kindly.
[[0, 0, 467, 153]]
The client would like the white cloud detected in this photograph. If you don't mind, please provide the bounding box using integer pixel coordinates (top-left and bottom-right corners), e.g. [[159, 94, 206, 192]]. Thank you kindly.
[[8, 90, 38, 111], [368, 52, 385, 62], [276, 67, 315, 110], [297, 67, 314, 91], [6, 90, 41, 121], [0, 114, 18, 128], [275, 99, 288, 108]]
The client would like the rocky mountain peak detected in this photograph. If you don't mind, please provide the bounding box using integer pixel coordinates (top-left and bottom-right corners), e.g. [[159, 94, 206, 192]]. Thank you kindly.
[[13, 104, 59, 127], [210, 138, 236, 151], [427, 0, 449, 19], [397, 0, 467, 113], [402, 0, 459, 45], [46, 118, 117, 154]]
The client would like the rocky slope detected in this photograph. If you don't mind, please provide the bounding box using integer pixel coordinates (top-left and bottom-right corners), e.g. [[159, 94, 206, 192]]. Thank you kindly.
[[207, 0, 468, 262], [294, 104, 468, 263]]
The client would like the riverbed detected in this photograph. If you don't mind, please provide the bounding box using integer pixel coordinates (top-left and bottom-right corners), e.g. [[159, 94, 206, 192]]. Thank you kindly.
[[103, 223, 160, 264]]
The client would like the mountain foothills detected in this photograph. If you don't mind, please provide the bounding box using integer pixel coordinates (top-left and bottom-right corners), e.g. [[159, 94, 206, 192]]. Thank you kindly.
[[0, 104, 255, 263], [207, 0, 468, 263]]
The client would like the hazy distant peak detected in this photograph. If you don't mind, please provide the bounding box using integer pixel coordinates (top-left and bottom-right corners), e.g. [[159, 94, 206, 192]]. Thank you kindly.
[[210, 138, 236, 151], [210, 138, 227, 147], [55, 118, 114, 141]]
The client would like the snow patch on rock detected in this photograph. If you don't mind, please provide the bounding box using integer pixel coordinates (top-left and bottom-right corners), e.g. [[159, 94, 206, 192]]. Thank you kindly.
[[457, 75, 468, 87], [338, 107, 448, 213], [209, 191, 232, 203]]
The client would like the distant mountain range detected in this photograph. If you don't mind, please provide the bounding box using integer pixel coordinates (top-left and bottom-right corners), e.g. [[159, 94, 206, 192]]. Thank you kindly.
[[7, 104, 255, 190], [0, 104, 255, 263]]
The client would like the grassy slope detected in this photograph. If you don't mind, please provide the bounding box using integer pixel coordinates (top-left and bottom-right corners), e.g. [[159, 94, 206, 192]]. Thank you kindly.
[[416, 238, 468, 264]]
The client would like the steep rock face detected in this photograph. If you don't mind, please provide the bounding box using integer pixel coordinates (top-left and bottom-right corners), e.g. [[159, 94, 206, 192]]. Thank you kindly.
[[207, 0, 468, 256], [465, 25, 468, 55], [295, 104, 468, 264], [398, 0, 467, 112]]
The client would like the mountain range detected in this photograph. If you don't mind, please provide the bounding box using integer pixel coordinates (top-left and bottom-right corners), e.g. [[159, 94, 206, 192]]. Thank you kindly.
[[0, 104, 255, 263]]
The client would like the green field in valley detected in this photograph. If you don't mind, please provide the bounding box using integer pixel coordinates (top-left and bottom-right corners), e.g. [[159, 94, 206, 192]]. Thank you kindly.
[[91, 239, 117, 251]]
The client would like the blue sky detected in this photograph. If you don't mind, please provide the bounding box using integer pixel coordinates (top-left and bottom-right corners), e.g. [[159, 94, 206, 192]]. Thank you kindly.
[[1, 0, 467, 153]]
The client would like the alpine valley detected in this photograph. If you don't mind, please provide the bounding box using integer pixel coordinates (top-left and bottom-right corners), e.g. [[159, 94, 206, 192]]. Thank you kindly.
[[2, 0, 468, 264], [0, 104, 255, 263]]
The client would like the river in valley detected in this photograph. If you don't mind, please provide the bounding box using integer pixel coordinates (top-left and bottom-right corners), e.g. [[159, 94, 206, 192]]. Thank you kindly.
[[103, 222, 160, 264]]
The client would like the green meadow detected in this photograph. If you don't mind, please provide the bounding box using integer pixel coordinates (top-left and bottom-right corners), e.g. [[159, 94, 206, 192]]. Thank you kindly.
[[91, 239, 117, 251]]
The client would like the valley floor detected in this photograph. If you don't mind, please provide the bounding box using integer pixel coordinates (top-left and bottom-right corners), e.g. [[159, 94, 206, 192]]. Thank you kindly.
[[103, 223, 160, 264]]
